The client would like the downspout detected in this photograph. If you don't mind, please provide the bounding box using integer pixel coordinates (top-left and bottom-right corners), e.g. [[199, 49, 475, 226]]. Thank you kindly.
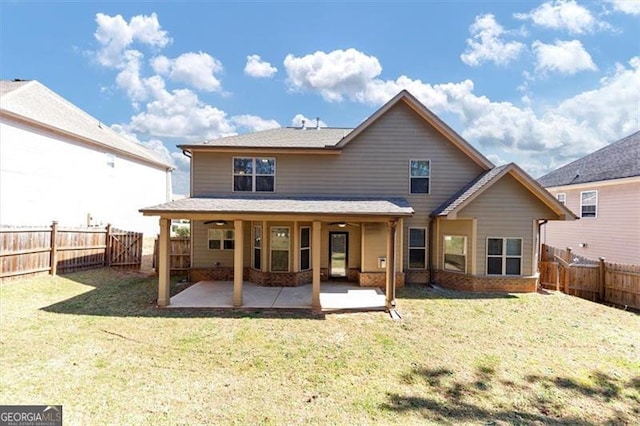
[[537, 219, 548, 271], [389, 218, 398, 307], [428, 216, 435, 286]]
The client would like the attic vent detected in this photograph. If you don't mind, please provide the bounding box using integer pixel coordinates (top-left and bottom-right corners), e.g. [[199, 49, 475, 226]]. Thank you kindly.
[[301, 119, 306, 130]]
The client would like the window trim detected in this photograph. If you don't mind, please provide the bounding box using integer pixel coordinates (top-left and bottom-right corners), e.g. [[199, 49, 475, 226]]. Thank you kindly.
[[443, 235, 467, 273], [252, 225, 262, 270], [409, 159, 431, 194], [270, 226, 290, 272], [232, 157, 276, 193], [299, 226, 311, 271], [556, 193, 566, 205], [208, 228, 235, 251], [486, 237, 522, 276], [408, 227, 427, 270], [580, 190, 597, 218]]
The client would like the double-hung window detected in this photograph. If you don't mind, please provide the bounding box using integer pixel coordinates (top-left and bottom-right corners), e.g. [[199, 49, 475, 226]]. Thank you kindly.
[[410, 160, 430, 194], [271, 227, 290, 272], [487, 238, 522, 275], [233, 157, 275, 192], [580, 190, 597, 218], [408, 228, 427, 269], [300, 227, 311, 271], [444, 235, 466, 273], [208, 229, 235, 250], [253, 225, 262, 270]]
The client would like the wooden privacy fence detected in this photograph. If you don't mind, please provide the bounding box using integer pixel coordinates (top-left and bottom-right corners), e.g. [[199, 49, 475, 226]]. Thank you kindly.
[[153, 237, 190, 276], [539, 244, 640, 310], [0, 222, 143, 281]]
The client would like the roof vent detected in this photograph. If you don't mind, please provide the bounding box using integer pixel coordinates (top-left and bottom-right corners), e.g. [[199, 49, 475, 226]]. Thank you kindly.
[[301, 119, 306, 130], [316, 117, 320, 129]]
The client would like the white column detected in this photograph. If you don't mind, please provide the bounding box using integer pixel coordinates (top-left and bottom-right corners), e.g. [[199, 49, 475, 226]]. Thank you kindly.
[[233, 220, 244, 307], [312, 220, 322, 309], [385, 220, 397, 308], [157, 218, 171, 306]]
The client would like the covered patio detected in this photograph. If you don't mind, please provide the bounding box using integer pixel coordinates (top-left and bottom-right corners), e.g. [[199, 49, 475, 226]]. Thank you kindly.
[[167, 281, 386, 311]]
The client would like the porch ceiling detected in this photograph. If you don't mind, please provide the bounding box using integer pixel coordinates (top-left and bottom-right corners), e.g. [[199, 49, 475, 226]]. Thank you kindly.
[[140, 195, 414, 219]]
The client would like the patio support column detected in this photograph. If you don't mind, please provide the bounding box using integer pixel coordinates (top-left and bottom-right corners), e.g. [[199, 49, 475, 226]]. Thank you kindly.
[[312, 220, 321, 309], [385, 219, 397, 308], [233, 220, 244, 307], [157, 217, 171, 307]]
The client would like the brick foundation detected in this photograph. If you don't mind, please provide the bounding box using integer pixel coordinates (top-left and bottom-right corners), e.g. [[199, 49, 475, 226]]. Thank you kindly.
[[405, 270, 430, 285], [434, 270, 537, 293], [357, 271, 405, 288], [191, 268, 312, 287]]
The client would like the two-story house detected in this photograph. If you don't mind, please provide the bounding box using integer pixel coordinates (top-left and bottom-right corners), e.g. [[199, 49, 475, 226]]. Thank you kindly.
[[538, 131, 640, 264], [141, 91, 575, 309]]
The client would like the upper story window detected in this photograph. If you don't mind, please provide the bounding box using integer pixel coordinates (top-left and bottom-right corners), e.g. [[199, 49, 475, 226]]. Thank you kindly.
[[580, 190, 597, 218], [233, 157, 275, 192], [410, 160, 430, 194], [556, 193, 566, 205]]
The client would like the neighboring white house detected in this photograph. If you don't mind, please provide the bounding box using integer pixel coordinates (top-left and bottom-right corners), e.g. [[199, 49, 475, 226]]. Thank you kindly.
[[0, 80, 173, 235]]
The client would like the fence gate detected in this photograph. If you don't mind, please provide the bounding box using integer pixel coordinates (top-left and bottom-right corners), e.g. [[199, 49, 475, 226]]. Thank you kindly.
[[107, 228, 143, 269]]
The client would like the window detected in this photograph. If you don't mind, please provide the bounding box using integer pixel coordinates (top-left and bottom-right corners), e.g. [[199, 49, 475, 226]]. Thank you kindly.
[[300, 226, 311, 271], [487, 238, 522, 275], [253, 225, 262, 270], [580, 190, 597, 218], [444, 235, 466, 273], [556, 193, 566, 205], [233, 157, 275, 192], [208, 229, 234, 250], [270, 227, 290, 272], [409, 228, 427, 269], [410, 160, 430, 194]]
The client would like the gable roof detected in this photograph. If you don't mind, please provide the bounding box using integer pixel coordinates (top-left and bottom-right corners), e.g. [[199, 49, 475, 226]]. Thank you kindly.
[[538, 131, 640, 187], [432, 163, 577, 220], [0, 80, 173, 170], [179, 90, 494, 170]]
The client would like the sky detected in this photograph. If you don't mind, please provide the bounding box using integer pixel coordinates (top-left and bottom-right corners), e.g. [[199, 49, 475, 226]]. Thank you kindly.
[[1, 1, 639, 196]]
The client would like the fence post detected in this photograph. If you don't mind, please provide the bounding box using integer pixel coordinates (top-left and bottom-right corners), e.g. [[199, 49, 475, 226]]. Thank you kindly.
[[50, 221, 58, 275], [565, 247, 573, 263], [555, 262, 560, 291], [105, 224, 112, 267], [598, 257, 606, 302]]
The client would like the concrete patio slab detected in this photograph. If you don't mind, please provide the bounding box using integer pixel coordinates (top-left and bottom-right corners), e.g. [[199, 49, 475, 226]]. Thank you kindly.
[[166, 281, 386, 311]]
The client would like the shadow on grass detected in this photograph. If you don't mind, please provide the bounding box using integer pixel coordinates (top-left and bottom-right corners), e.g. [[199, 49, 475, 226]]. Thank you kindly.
[[383, 365, 640, 425], [397, 284, 519, 300], [41, 268, 327, 320]]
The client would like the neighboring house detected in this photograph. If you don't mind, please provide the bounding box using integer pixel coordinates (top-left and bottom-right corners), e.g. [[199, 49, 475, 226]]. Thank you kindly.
[[538, 131, 640, 265], [141, 90, 575, 308], [0, 80, 173, 235]]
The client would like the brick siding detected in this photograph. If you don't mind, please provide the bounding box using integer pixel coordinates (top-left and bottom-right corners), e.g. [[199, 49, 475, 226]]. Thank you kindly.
[[434, 269, 537, 293]]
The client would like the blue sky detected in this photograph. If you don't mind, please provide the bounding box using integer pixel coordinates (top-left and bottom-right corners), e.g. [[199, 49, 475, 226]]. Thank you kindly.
[[1, 1, 639, 195]]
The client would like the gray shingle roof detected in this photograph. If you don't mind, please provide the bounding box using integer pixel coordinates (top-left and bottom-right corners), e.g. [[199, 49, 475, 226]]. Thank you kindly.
[[0, 80, 172, 169], [140, 195, 414, 216], [181, 127, 353, 149], [538, 131, 640, 187], [432, 164, 510, 217]]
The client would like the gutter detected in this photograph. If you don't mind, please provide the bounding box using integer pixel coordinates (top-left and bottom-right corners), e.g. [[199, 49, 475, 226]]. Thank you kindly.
[[428, 216, 435, 286]]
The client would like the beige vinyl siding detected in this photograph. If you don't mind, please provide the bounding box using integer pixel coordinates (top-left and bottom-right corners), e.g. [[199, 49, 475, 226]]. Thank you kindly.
[[191, 221, 251, 268], [544, 180, 640, 264], [435, 219, 474, 272], [361, 223, 388, 272], [191, 102, 486, 268], [458, 174, 557, 276]]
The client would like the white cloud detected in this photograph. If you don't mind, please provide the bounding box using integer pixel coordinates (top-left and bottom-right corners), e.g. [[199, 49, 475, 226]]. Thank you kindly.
[[460, 14, 525, 66], [244, 55, 278, 78], [94, 12, 171, 68], [532, 39, 597, 75], [607, 0, 640, 15], [231, 115, 281, 132], [284, 47, 639, 174], [514, 0, 605, 34], [284, 48, 382, 102], [151, 52, 223, 92], [291, 114, 328, 128]]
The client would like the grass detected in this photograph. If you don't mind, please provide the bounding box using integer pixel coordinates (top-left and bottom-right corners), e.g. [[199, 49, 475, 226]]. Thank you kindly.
[[1, 268, 639, 425]]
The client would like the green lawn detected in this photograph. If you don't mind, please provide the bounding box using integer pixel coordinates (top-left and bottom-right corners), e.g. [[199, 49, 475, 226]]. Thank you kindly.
[[1, 268, 638, 425]]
